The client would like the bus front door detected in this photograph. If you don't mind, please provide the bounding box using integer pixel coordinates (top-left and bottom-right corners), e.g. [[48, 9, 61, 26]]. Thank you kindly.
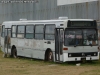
[[4, 28, 11, 57], [55, 28, 63, 62]]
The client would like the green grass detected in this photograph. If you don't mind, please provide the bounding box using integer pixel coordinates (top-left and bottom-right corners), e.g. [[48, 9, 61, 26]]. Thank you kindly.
[[4, 52, 100, 66], [0, 48, 2, 53], [0, 47, 100, 66], [81, 61, 100, 66], [0, 49, 100, 75], [80, 69, 100, 75]]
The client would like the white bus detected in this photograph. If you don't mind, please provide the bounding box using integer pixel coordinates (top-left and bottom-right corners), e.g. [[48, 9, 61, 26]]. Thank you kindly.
[[1, 19, 99, 62]]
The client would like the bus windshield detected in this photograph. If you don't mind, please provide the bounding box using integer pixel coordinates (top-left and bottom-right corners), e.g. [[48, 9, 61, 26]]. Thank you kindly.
[[64, 29, 98, 46]]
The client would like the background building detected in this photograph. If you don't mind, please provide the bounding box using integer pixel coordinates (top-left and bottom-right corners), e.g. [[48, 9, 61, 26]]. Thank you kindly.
[[0, 0, 100, 24], [0, 0, 100, 44]]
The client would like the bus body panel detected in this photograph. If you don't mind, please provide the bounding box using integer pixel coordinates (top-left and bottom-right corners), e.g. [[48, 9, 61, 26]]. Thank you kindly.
[[63, 46, 98, 53]]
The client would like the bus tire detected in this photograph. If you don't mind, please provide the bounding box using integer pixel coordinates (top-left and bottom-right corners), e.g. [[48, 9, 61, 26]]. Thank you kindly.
[[13, 48, 17, 58], [48, 51, 53, 62], [11, 45, 17, 58]]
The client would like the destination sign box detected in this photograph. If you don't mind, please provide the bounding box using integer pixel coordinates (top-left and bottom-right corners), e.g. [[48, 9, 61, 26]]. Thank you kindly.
[[68, 21, 97, 28]]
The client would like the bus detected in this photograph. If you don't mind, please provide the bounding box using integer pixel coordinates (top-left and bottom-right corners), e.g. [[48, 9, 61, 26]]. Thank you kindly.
[[1, 19, 99, 62]]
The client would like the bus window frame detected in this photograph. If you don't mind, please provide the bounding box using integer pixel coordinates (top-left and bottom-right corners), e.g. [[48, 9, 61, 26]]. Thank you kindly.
[[25, 25, 34, 39], [44, 24, 55, 40], [1, 25, 5, 37], [17, 25, 25, 39], [34, 24, 44, 40], [11, 25, 17, 38]]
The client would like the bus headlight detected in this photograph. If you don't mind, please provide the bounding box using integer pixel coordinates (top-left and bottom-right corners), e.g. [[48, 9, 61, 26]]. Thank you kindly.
[[69, 54, 71, 57], [94, 53, 96, 56]]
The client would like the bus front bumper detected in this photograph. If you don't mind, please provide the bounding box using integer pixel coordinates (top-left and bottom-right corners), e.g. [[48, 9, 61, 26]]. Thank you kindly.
[[67, 56, 99, 62], [63, 52, 99, 62]]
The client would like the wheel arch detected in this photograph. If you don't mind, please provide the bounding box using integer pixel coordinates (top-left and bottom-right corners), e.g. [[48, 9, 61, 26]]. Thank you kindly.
[[11, 45, 16, 49], [44, 48, 53, 61]]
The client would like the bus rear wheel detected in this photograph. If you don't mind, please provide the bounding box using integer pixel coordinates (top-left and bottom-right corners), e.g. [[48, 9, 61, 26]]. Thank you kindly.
[[13, 48, 17, 58], [11, 46, 17, 58], [48, 51, 53, 62]]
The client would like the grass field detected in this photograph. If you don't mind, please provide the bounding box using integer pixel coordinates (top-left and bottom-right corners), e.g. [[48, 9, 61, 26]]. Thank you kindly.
[[0, 50, 100, 75]]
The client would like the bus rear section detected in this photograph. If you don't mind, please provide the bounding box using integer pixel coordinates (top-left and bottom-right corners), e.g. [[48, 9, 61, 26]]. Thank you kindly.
[[55, 20, 99, 62]]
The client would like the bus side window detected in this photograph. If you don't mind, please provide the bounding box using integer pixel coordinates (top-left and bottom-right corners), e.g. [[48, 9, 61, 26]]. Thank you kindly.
[[35, 25, 44, 40], [17, 25, 25, 38], [12, 25, 16, 38], [25, 25, 34, 39], [45, 24, 55, 40]]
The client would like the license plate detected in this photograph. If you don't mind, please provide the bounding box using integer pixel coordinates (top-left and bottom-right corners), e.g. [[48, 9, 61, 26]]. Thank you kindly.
[[81, 57, 86, 63]]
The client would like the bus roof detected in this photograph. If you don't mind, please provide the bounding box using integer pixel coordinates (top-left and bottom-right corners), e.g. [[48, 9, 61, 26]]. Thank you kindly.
[[3, 19, 94, 23], [2, 19, 95, 28]]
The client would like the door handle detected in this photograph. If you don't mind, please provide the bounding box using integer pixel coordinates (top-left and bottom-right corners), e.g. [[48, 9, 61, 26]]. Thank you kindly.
[[47, 41, 51, 44]]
